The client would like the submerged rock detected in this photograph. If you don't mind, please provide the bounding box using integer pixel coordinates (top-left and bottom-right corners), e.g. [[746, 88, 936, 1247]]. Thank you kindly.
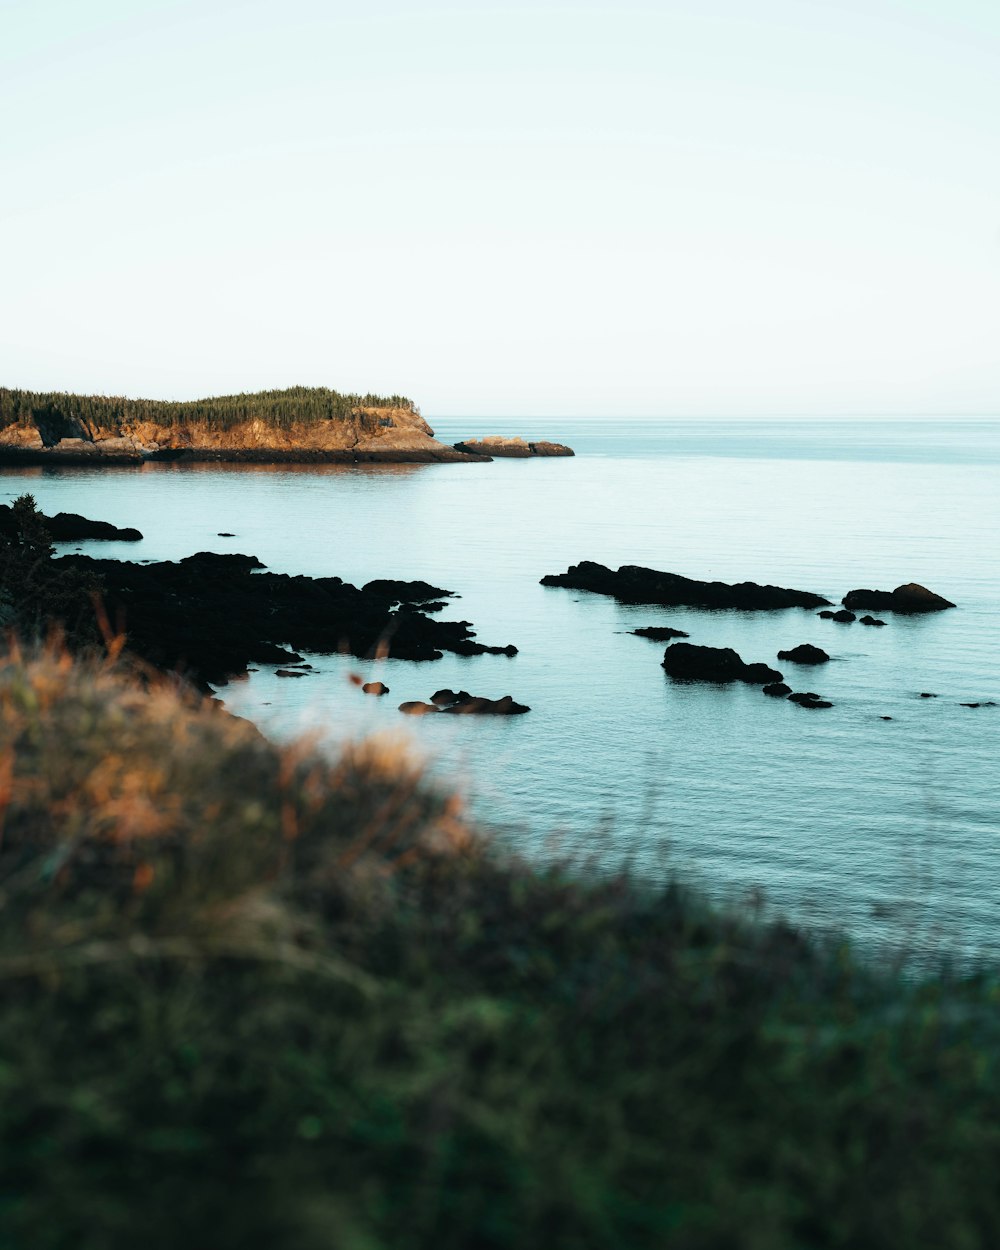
[[842, 583, 956, 613], [542, 561, 830, 610], [859, 615, 887, 627], [629, 626, 691, 641], [362, 681, 390, 695], [777, 644, 830, 665], [662, 643, 782, 686], [762, 682, 792, 697], [818, 609, 856, 623]]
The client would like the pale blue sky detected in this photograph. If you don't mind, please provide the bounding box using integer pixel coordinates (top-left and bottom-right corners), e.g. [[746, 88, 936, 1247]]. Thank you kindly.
[[2, 0, 998, 416]]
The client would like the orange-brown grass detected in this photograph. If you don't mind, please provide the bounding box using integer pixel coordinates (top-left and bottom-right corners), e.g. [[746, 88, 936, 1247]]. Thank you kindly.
[[0, 645, 474, 978]]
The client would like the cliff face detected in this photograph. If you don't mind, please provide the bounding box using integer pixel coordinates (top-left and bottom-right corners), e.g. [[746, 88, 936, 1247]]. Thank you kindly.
[[0, 406, 482, 463]]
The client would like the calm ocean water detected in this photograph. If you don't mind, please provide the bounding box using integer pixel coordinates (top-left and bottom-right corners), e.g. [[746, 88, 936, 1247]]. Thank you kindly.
[[4, 418, 999, 967]]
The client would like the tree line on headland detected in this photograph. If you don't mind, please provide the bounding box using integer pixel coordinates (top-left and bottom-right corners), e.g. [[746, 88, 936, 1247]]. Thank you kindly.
[[0, 385, 418, 435]]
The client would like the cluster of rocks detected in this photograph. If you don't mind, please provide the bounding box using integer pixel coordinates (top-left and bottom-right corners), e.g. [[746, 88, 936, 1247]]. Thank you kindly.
[[54, 551, 517, 689], [399, 689, 530, 716], [662, 643, 835, 709]]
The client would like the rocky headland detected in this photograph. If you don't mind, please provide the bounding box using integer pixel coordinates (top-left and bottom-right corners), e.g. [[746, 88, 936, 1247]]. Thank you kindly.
[[541, 561, 831, 610], [0, 386, 491, 465]]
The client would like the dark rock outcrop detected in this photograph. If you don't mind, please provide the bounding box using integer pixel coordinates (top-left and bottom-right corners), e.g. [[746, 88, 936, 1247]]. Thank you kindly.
[[527, 441, 574, 457], [788, 691, 832, 708], [762, 682, 792, 697], [431, 688, 472, 706], [453, 437, 574, 458], [361, 579, 455, 605], [859, 615, 887, 627], [630, 626, 690, 641], [842, 583, 956, 613], [542, 561, 830, 610], [818, 609, 856, 623], [0, 504, 142, 542], [362, 681, 390, 695], [662, 643, 782, 685], [401, 691, 530, 716], [54, 551, 517, 688], [777, 644, 830, 665]]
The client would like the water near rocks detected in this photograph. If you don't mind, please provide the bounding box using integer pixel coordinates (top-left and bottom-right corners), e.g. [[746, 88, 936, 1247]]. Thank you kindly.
[[4, 418, 998, 967]]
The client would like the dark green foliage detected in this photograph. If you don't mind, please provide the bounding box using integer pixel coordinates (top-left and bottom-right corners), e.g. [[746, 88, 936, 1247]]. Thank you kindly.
[[0, 494, 101, 642], [0, 385, 417, 438], [2, 653, 1000, 1249]]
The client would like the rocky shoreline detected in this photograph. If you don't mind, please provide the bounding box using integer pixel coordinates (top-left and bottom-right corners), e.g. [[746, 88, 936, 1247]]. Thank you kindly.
[[0, 389, 575, 465], [54, 551, 517, 689]]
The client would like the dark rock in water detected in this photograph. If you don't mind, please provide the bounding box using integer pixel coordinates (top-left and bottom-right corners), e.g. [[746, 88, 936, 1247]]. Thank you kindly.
[[859, 615, 886, 627], [542, 561, 830, 610], [361, 578, 455, 604], [217, 532, 235, 537], [442, 694, 530, 715], [880, 716, 893, 721], [960, 701, 997, 709], [362, 681, 390, 695], [275, 669, 309, 678], [818, 609, 856, 623], [399, 701, 439, 716], [788, 691, 832, 708], [453, 436, 574, 458], [919, 692, 937, 699], [402, 691, 530, 716], [630, 626, 691, 641], [53, 550, 517, 688], [454, 437, 531, 458], [527, 441, 574, 457], [777, 644, 830, 665], [762, 682, 792, 697], [842, 583, 956, 613], [0, 504, 143, 542], [431, 688, 473, 706], [662, 643, 782, 685]]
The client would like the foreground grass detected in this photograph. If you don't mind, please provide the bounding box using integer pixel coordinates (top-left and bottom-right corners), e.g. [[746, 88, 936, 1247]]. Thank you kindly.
[[1, 651, 999, 1249]]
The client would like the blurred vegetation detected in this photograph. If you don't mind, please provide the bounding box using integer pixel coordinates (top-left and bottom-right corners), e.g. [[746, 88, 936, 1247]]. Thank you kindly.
[[0, 386, 417, 438], [2, 648, 1000, 1249]]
